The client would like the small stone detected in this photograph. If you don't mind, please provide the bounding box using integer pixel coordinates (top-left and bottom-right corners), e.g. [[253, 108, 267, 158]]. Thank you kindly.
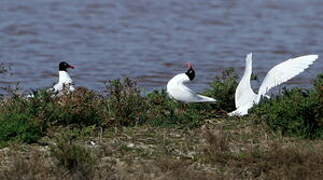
[[127, 143, 135, 148], [90, 141, 96, 146]]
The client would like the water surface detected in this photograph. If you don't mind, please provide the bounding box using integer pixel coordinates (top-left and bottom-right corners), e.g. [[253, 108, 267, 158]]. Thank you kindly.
[[0, 0, 322, 93]]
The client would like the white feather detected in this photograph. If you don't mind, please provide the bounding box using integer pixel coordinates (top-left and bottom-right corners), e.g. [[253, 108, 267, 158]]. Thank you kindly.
[[52, 71, 75, 94], [229, 53, 318, 116], [167, 73, 216, 103], [235, 53, 257, 109], [255, 54, 318, 103]]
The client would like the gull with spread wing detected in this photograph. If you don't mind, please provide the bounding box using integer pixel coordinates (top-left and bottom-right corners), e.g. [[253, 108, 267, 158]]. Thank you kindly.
[[228, 53, 318, 116]]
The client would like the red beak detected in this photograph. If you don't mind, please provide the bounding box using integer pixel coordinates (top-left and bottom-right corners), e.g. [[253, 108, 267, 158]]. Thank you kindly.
[[68, 65, 75, 69]]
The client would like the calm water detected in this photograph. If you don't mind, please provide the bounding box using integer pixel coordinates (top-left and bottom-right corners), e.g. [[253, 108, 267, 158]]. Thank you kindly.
[[0, 0, 322, 93]]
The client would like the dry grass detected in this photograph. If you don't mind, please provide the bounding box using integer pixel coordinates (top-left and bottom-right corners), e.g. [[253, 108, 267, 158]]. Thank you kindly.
[[201, 118, 323, 179], [0, 148, 62, 180], [1, 117, 323, 179]]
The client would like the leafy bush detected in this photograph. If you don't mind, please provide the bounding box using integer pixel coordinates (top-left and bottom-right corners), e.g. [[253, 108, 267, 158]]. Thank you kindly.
[[0, 113, 43, 146], [103, 78, 148, 126], [253, 74, 323, 139], [204, 68, 238, 112], [0, 88, 103, 146], [0, 92, 51, 145], [53, 88, 103, 126], [314, 74, 323, 123]]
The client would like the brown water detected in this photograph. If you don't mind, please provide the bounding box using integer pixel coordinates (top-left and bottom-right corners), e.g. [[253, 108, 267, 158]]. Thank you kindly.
[[0, 0, 322, 93]]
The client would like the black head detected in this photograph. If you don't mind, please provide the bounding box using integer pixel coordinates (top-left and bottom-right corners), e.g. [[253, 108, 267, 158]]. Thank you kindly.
[[59, 61, 74, 71], [185, 63, 195, 81]]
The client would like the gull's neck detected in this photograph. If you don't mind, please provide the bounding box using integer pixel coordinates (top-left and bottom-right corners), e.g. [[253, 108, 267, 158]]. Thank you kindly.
[[172, 73, 190, 84]]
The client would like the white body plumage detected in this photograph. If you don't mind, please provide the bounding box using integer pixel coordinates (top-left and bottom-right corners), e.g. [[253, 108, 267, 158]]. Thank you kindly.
[[167, 71, 216, 103], [52, 70, 75, 93]]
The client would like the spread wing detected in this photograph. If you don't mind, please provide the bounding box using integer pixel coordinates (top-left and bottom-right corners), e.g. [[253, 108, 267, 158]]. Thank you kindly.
[[255, 54, 318, 103]]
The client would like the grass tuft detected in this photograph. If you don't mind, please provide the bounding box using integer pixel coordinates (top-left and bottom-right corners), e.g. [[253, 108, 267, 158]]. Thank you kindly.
[[50, 133, 97, 179], [103, 78, 148, 126]]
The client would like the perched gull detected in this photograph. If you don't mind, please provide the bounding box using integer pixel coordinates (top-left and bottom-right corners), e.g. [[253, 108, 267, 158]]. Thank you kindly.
[[25, 61, 75, 98], [167, 63, 216, 103], [50, 61, 75, 95], [228, 53, 318, 116]]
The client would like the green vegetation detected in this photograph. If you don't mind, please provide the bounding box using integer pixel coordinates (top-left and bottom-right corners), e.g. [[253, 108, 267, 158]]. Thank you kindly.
[[0, 70, 322, 144], [253, 74, 323, 138], [103, 78, 148, 126], [204, 67, 238, 111], [0, 68, 322, 179], [146, 89, 209, 128]]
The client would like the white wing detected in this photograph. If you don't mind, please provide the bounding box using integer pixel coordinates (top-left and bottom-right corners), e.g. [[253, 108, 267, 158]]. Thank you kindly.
[[52, 83, 63, 92], [235, 53, 257, 108], [172, 83, 216, 103], [196, 94, 217, 102], [255, 54, 318, 103], [183, 85, 216, 102]]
